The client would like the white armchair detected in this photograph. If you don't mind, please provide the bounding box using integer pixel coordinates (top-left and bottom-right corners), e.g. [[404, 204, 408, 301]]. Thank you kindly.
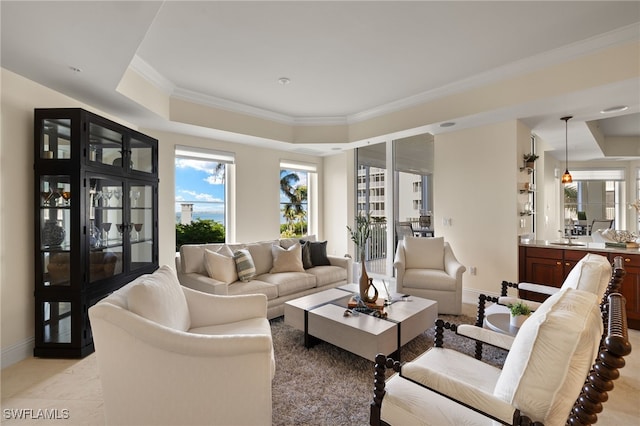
[[476, 253, 613, 331], [88, 265, 275, 426], [371, 288, 632, 426], [394, 236, 465, 315]]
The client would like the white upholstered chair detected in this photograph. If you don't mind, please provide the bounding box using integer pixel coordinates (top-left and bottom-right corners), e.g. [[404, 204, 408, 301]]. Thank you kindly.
[[88, 265, 275, 426], [394, 236, 465, 315], [476, 253, 612, 329], [371, 288, 631, 426]]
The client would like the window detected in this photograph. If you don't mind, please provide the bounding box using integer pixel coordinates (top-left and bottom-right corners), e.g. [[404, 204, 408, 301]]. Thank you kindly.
[[175, 146, 234, 246], [563, 169, 625, 231], [280, 161, 316, 238]]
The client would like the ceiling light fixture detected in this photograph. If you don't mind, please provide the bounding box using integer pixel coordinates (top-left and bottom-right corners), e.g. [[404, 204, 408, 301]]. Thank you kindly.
[[561, 116, 573, 184], [278, 77, 291, 85], [600, 105, 628, 114]]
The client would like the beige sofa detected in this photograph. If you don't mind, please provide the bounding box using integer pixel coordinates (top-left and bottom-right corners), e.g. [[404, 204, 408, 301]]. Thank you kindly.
[[176, 238, 352, 319]]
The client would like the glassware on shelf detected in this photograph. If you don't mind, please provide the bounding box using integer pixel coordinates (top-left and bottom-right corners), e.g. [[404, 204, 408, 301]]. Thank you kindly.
[[130, 189, 141, 208], [91, 189, 101, 207], [116, 223, 125, 241], [61, 190, 71, 206], [102, 190, 113, 207], [113, 188, 122, 206], [101, 222, 112, 246], [133, 223, 143, 241], [41, 190, 53, 206]]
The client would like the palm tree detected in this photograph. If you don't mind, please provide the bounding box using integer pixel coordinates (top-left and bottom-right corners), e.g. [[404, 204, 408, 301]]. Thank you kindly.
[[280, 170, 308, 235]]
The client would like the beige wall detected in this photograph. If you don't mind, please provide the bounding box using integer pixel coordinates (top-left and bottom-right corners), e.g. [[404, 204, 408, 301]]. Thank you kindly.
[[322, 151, 355, 258], [434, 121, 525, 297], [146, 129, 325, 267], [0, 69, 140, 365], [0, 69, 326, 365]]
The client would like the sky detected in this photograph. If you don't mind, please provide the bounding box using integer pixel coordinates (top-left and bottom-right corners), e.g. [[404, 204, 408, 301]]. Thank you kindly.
[[175, 158, 225, 215], [175, 158, 308, 225]]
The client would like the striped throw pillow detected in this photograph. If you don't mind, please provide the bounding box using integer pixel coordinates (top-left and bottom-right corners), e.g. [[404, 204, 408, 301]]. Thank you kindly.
[[233, 249, 256, 282]]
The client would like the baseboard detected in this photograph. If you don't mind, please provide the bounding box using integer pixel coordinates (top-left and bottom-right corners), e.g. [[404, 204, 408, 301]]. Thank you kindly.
[[1, 337, 34, 369], [462, 287, 501, 305]]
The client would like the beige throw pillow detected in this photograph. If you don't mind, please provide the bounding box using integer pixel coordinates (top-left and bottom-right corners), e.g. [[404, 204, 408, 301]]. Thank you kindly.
[[270, 243, 305, 273], [203, 245, 238, 284]]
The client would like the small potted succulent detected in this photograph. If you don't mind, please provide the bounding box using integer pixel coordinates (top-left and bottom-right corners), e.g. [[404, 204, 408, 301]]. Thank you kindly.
[[523, 153, 539, 169], [508, 301, 532, 328]]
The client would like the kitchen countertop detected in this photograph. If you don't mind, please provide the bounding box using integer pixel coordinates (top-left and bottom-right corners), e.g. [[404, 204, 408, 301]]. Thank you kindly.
[[519, 239, 640, 254]]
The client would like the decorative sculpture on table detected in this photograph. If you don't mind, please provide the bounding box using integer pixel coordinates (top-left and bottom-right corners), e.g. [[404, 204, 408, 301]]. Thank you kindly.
[[347, 212, 378, 303]]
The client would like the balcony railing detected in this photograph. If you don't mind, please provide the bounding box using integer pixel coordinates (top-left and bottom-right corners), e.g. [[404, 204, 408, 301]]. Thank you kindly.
[[365, 222, 387, 261]]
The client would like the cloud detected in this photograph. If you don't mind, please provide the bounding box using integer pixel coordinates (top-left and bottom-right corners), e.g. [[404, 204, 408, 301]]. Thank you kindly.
[[177, 189, 223, 203]]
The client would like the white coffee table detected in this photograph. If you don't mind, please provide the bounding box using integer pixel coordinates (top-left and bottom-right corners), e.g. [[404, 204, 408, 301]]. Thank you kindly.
[[284, 284, 438, 361]]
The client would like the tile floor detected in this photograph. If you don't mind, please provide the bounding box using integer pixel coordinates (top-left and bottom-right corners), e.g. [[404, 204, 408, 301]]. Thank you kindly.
[[2, 306, 639, 425]]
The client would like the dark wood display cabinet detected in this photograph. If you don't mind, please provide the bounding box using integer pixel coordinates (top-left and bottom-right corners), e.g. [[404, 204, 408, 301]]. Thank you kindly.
[[33, 108, 159, 358], [519, 244, 640, 330]]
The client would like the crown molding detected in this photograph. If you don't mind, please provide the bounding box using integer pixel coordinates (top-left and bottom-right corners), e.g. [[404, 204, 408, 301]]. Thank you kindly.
[[129, 55, 175, 94], [347, 24, 640, 124], [131, 24, 640, 127]]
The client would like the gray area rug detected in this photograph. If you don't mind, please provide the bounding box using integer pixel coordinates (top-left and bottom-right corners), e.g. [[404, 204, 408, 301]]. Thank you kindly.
[[270, 315, 507, 426]]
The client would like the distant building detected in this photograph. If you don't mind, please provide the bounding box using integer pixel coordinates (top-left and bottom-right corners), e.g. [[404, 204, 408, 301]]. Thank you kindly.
[[181, 203, 193, 224]]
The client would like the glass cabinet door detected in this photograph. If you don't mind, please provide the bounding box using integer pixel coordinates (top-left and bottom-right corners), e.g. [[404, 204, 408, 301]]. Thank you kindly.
[[42, 301, 72, 344], [129, 182, 155, 272], [130, 137, 155, 174], [40, 175, 72, 287], [39, 118, 71, 160], [88, 122, 124, 168], [88, 177, 123, 283]]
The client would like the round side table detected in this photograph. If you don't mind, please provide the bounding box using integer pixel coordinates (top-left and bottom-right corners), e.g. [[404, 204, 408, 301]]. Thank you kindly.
[[484, 313, 520, 337]]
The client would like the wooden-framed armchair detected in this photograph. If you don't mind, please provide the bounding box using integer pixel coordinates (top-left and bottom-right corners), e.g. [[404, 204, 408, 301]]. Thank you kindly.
[[370, 287, 631, 426], [475, 253, 613, 334]]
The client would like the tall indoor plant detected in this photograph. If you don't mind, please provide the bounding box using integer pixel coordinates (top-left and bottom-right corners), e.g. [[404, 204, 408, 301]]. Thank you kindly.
[[347, 212, 377, 302]]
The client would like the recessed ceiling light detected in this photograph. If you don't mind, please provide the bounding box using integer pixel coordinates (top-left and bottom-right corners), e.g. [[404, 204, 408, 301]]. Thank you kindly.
[[440, 122, 455, 128], [69, 66, 82, 73], [278, 77, 291, 85], [600, 105, 628, 114]]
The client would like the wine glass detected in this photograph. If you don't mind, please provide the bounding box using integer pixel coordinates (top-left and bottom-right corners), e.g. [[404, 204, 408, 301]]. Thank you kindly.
[[133, 223, 143, 241], [102, 190, 113, 207], [101, 222, 112, 246], [113, 188, 122, 207], [116, 223, 125, 240], [130, 189, 141, 208], [61, 190, 71, 206], [92, 190, 102, 207]]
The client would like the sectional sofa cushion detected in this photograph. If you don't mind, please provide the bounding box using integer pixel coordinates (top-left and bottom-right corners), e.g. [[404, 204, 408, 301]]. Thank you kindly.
[[270, 243, 305, 273], [246, 242, 275, 275], [204, 245, 238, 284], [126, 265, 191, 331]]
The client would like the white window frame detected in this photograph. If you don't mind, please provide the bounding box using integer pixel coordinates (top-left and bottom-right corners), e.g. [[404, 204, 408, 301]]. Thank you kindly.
[[280, 160, 317, 237], [175, 145, 236, 242]]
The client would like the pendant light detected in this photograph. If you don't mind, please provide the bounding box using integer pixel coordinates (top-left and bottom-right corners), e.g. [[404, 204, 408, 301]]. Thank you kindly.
[[561, 116, 573, 184]]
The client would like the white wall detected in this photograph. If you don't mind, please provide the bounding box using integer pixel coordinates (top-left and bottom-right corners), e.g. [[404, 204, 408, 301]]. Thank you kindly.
[[434, 121, 525, 297]]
